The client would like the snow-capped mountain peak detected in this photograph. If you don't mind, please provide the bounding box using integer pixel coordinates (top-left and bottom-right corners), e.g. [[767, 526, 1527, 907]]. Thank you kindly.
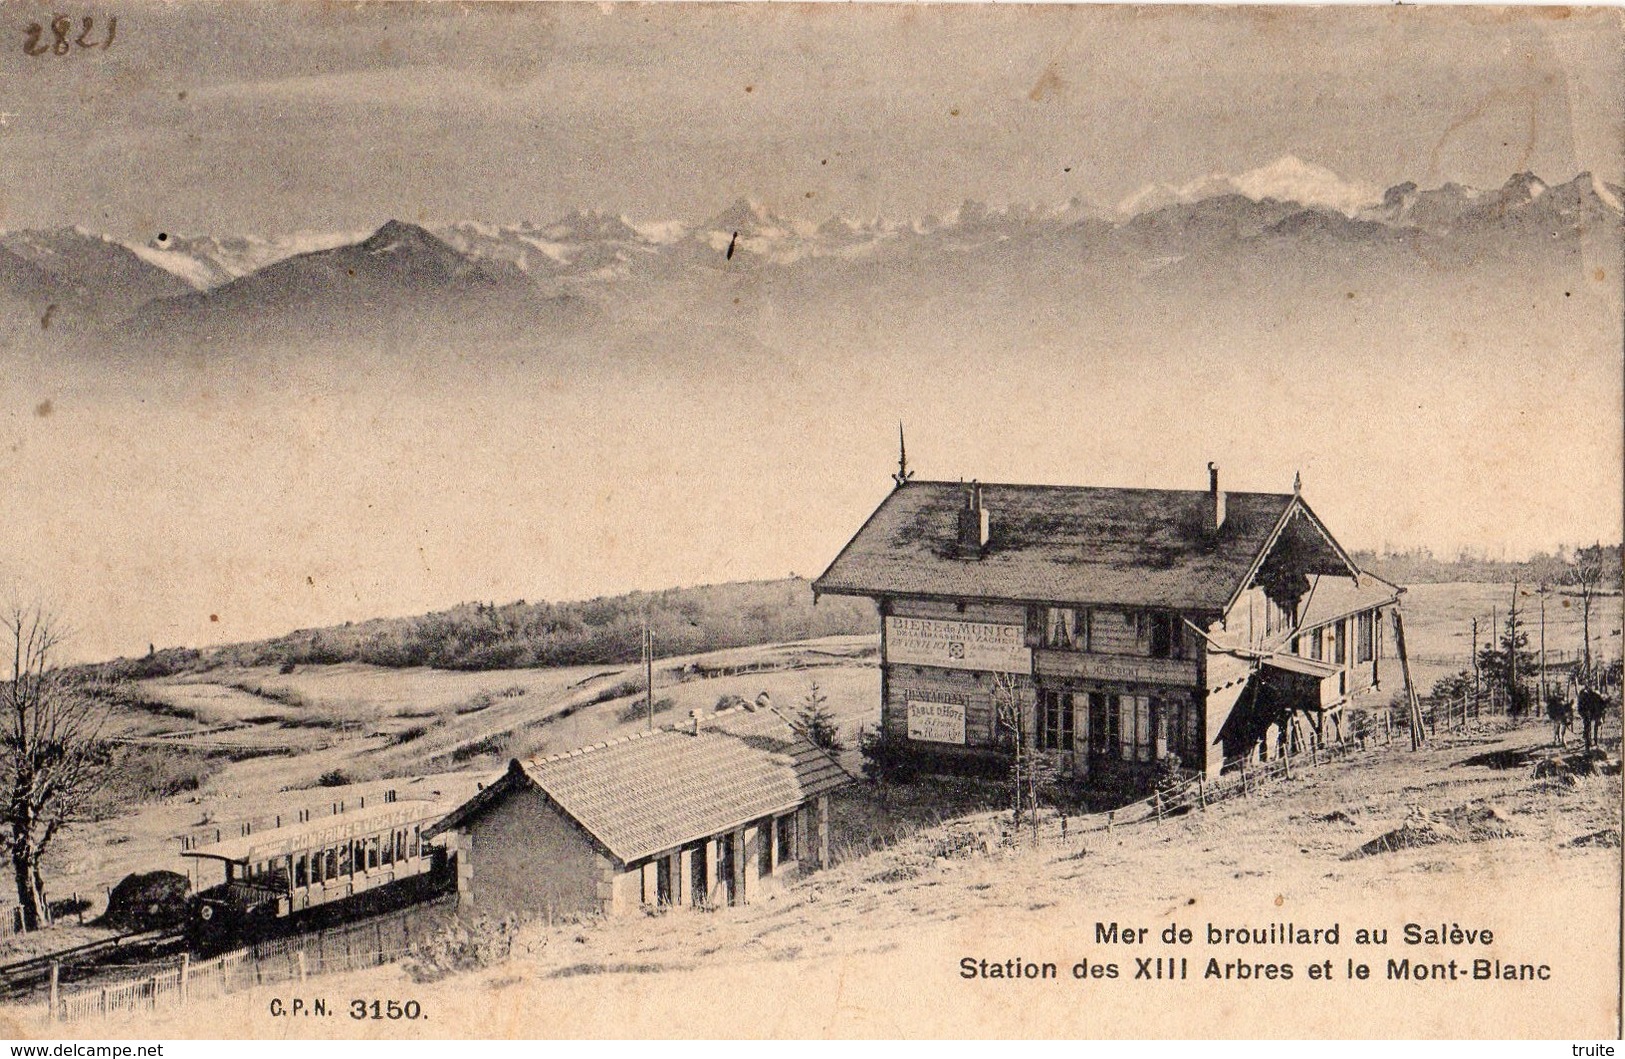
[[1117, 155, 1382, 218]]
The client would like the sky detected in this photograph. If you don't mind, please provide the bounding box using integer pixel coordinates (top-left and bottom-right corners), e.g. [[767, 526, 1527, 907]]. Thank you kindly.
[[0, 3, 1621, 663], [1, 4, 1621, 239]]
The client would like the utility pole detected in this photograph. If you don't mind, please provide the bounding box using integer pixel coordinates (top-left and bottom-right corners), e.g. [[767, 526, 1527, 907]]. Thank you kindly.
[[644, 618, 655, 730], [1509, 581, 1520, 716], [1470, 617, 1480, 713], [1539, 585, 1547, 711]]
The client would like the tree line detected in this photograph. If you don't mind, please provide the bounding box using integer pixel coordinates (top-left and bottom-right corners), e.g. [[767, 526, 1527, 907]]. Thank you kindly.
[[89, 578, 876, 680], [1353, 542, 1622, 587]]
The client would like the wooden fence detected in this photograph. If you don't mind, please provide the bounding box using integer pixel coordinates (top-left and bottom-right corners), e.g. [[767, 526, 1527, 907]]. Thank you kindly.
[[990, 732, 1379, 845], [45, 896, 456, 1026]]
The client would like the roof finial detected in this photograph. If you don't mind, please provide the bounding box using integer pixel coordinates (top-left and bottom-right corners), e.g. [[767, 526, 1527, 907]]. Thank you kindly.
[[892, 421, 915, 489], [1293, 470, 1302, 496]]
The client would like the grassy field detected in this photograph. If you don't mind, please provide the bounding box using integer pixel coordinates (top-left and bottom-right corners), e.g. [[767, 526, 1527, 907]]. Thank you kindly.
[[1397, 582, 1622, 694]]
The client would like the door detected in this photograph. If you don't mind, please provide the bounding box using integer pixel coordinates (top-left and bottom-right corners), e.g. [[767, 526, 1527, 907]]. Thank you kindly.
[[716, 833, 736, 905]]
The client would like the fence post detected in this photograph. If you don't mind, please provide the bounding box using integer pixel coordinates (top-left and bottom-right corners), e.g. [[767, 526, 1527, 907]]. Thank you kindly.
[[1240, 759, 1249, 796], [375, 921, 385, 966], [48, 960, 59, 1022], [1153, 790, 1163, 822], [1106, 811, 1114, 836], [179, 952, 190, 1005], [297, 950, 306, 982], [1197, 775, 1207, 810]]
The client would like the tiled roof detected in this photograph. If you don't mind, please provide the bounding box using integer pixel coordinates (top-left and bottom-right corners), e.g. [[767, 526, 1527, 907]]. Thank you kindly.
[[814, 481, 1304, 612], [428, 706, 851, 865]]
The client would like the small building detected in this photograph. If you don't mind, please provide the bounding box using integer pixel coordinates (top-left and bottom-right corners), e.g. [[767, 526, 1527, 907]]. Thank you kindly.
[[813, 464, 1404, 788], [424, 704, 851, 917]]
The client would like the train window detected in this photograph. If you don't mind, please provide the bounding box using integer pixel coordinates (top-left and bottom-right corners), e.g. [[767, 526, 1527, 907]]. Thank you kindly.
[[382, 833, 394, 866], [339, 844, 352, 875], [294, 855, 308, 888], [368, 836, 380, 869], [396, 830, 406, 861], [326, 848, 337, 879], [353, 839, 365, 873], [410, 827, 420, 859]]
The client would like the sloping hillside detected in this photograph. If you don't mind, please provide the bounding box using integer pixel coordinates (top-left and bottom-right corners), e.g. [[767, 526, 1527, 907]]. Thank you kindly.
[[51, 716, 1619, 1039]]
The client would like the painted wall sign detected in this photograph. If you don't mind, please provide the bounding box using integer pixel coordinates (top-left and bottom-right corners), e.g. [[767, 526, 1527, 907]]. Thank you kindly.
[[885, 616, 1031, 673], [906, 698, 967, 744], [1039, 652, 1197, 685]]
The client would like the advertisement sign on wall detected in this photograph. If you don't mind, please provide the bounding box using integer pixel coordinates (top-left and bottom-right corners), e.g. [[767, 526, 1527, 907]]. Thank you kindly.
[[885, 616, 1030, 673]]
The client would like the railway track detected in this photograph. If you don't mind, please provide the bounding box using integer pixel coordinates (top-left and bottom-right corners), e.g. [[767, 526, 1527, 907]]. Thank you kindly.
[[0, 928, 188, 1001]]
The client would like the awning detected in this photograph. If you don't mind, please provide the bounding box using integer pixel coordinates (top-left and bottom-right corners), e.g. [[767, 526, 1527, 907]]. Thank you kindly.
[[1259, 653, 1341, 680]]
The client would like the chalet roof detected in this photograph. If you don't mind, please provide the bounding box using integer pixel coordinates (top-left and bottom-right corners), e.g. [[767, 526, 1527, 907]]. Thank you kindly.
[[425, 706, 851, 865], [1292, 572, 1404, 634], [814, 480, 1319, 612]]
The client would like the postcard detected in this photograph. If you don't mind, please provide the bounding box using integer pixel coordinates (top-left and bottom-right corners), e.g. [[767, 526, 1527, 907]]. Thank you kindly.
[[0, 1, 1619, 1040]]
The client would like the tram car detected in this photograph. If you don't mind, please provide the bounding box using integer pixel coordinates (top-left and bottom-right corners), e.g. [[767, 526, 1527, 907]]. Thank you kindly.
[[181, 799, 451, 951]]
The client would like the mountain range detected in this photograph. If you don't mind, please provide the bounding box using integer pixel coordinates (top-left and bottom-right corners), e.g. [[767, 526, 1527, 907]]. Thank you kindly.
[[0, 165, 1617, 352]]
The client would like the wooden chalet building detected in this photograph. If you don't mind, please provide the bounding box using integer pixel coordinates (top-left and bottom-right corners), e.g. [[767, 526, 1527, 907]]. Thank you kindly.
[[813, 465, 1404, 787], [424, 703, 851, 917]]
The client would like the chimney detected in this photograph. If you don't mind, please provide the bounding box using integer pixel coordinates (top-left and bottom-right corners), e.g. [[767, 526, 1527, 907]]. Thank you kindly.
[[689, 709, 702, 735], [1207, 462, 1226, 532], [957, 481, 990, 558]]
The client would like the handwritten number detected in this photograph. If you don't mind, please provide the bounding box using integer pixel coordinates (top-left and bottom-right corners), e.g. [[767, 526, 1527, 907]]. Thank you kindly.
[[22, 14, 114, 56]]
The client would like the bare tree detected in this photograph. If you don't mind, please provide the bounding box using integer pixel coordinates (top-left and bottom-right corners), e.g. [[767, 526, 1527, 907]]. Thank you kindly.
[[992, 671, 1055, 840], [0, 604, 109, 931], [1570, 546, 1608, 685]]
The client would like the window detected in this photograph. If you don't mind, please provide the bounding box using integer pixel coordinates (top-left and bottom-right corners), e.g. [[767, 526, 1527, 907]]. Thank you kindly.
[[1158, 696, 1184, 761], [382, 832, 394, 866], [1308, 628, 1324, 661], [1141, 611, 1185, 659], [294, 855, 308, 888], [758, 822, 773, 876], [776, 813, 795, 863], [338, 843, 352, 876], [1333, 620, 1347, 665], [1043, 607, 1091, 650], [1119, 695, 1153, 762], [368, 837, 381, 870], [410, 827, 420, 859], [1039, 690, 1077, 751], [1356, 611, 1375, 663], [1088, 692, 1119, 756]]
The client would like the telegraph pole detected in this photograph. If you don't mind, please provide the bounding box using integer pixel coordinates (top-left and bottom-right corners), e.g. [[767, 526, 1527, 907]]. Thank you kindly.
[[644, 618, 655, 729], [1508, 582, 1519, 717], [1471, 617, 1480, 704], [1539, 585, 1547, 710]]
